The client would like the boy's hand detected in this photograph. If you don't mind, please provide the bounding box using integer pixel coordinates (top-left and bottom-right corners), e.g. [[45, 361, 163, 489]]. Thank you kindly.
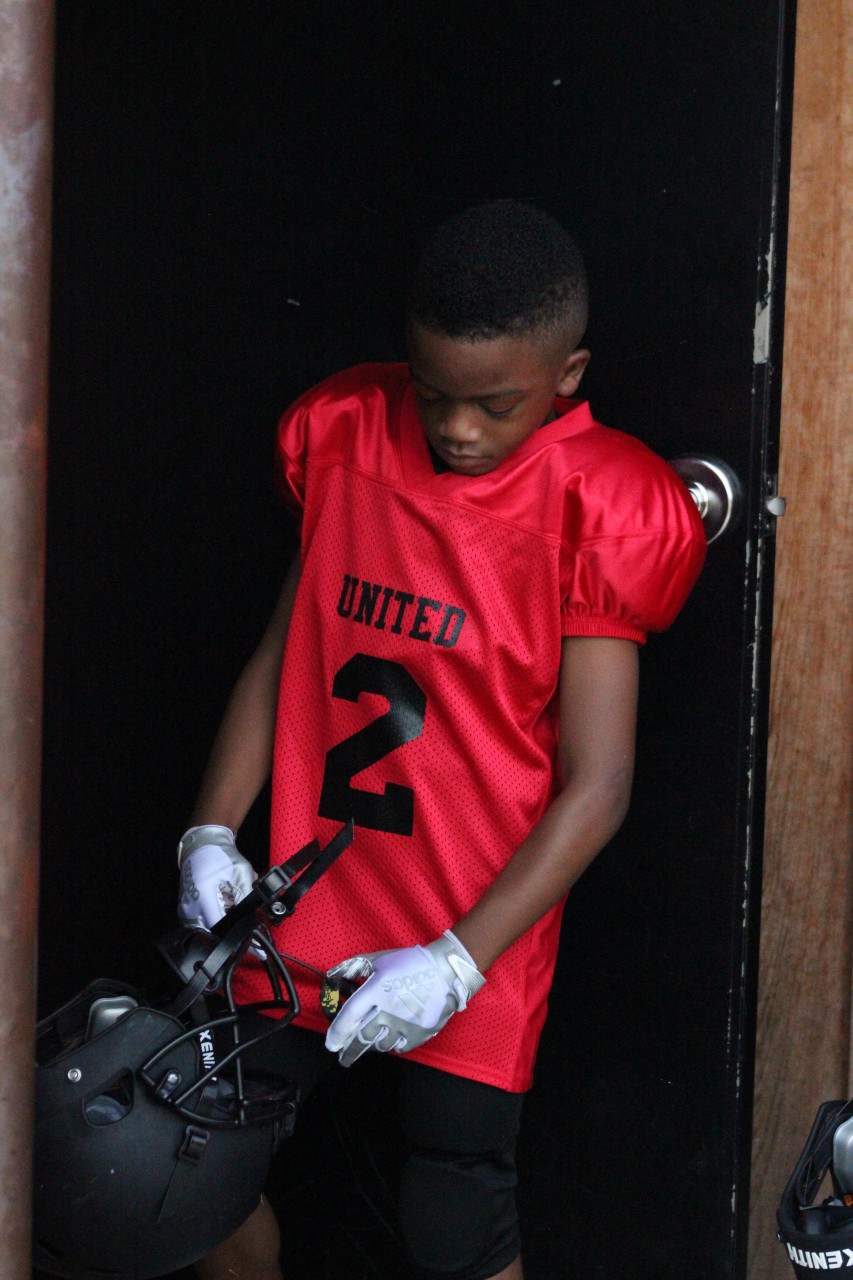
[[324, 930, 485, 1067], [176, 824, 257, 929]]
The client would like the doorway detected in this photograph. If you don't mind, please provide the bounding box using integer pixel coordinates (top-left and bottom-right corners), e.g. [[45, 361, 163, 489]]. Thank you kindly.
[[39, 5, 794, 1277]]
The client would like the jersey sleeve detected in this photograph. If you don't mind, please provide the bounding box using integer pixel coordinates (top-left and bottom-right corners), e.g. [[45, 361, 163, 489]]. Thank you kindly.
[[274, 363, 409, 520], [560, 446, 707, 644], [274, 391, 313, 518]]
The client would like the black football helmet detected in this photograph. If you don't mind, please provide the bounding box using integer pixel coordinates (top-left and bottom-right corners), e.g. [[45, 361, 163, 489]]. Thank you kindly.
[[33, 822, 353, 1280], [777, 1097, 853, 1278]]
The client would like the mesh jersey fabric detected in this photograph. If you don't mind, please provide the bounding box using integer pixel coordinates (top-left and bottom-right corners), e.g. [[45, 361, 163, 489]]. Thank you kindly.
[[233, 363, 706, 1091]]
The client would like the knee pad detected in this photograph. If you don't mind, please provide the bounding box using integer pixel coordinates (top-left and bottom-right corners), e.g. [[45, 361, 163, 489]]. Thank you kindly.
[[398, 1148, 520, 1280]]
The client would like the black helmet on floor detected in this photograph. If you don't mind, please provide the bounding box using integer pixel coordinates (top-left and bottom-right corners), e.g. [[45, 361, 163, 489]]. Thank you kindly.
[[33, 823, 353, 1280], [777, 1097, 853, 1278]]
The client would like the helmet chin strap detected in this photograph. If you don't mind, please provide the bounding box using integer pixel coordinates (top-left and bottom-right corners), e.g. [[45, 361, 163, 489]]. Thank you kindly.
[[139, 820, 357, 1125], [163, 820, 354, 1021]]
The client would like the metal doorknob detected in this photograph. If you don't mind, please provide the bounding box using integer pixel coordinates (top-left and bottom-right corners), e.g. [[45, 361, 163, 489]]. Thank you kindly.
[[668, 456, 742, 544]]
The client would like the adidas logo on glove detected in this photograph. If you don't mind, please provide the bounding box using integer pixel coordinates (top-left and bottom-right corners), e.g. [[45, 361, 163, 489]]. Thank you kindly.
[[380, 967, 437, 994]]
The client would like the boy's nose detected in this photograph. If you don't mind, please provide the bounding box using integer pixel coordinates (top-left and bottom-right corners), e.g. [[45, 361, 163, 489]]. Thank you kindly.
[[439, 405, 481, 442]]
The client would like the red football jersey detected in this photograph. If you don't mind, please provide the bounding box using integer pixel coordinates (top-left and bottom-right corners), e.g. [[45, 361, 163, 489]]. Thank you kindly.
[[233, 364, 706, 1091]]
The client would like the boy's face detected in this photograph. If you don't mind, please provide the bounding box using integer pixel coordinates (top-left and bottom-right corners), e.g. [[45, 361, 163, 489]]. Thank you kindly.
[[408, 322, 590, 477]]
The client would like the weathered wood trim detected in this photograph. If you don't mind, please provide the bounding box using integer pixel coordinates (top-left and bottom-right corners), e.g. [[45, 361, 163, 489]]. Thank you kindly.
[[749, 1, 853, 1274]]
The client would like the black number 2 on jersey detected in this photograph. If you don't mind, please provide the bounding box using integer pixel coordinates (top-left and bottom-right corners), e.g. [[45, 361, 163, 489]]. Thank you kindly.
[[318, 653, 427, 835]]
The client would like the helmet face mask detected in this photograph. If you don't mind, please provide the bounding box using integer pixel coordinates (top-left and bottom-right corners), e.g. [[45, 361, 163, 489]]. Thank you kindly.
[[778, 1099, 853, 1278], [144, 921, 300, 1129], [33, 824, 353, 1280]]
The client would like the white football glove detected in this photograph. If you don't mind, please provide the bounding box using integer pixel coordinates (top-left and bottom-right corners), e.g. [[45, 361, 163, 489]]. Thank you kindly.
[[176, 824, 257, 930], [324, 930, 486, 1068]]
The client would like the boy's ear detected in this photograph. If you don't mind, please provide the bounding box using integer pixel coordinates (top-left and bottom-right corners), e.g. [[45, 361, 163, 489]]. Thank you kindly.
[[556, 348, 591, 397]]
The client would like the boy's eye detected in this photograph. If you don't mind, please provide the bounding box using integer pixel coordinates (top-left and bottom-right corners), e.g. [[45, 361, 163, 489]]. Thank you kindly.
[[481, 401, 519, 419], [413, 386, 442, 405]]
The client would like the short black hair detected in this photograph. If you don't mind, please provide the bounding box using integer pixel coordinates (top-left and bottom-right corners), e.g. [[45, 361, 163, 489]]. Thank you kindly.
[[408, 201, 588, 348]]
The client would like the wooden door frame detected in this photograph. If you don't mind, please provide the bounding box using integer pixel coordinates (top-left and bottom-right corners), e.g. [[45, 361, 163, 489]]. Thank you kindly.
[[749, 0, 853, 1274]]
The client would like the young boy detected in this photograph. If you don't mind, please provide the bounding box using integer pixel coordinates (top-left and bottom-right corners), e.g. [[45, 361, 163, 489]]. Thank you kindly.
[[177, 201, 706, 1280]]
